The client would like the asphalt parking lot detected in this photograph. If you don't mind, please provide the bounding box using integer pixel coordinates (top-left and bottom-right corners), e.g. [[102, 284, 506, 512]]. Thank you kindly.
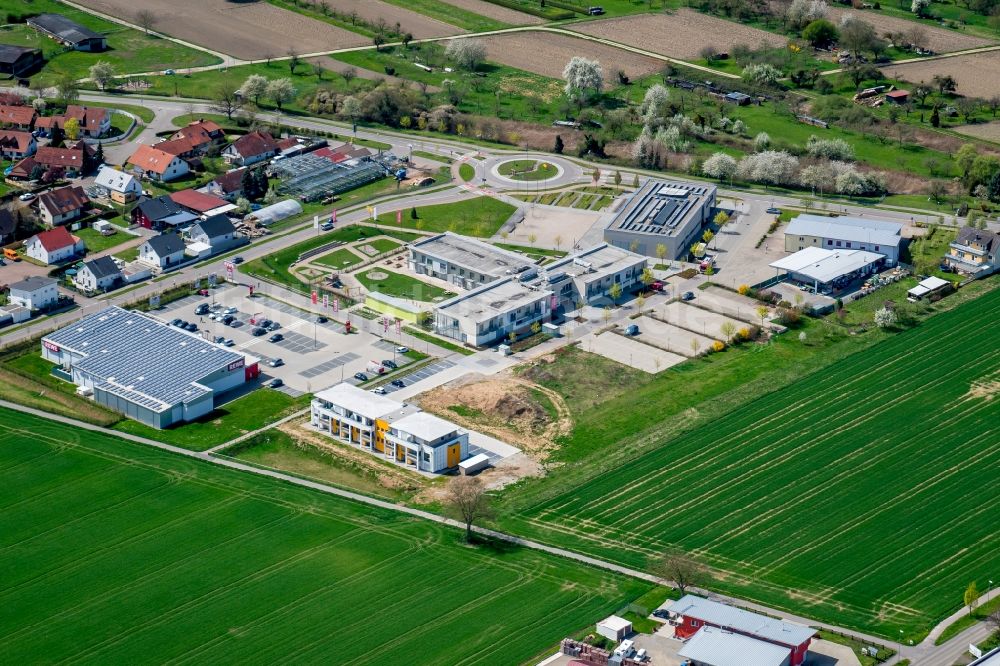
[[380, 358, 456, 394], [153, 288, 420, 392]]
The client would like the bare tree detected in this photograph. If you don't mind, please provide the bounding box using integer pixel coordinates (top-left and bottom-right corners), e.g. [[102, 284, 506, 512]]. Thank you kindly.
[[445, 476, 493, 543], [341, 67, 357, 88], [988, 608, 1000, 632], [287, 48, 300, 75], [135, 9, 157, 35], [650, 549, 707, 596], [311, 62, 324, 80], [212, 84, 243, 121]]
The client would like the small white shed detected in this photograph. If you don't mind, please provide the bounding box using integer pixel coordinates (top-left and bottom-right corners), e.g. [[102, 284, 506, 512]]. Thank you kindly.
[[459, 453, 490, 476], [597, 615, 632, 642]]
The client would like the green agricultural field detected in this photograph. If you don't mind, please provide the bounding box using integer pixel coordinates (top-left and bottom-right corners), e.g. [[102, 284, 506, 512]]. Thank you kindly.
[[385, 196, 515, 237], [507, 287, 1000, 639], [0, 408, 648, 664], [0, 0, 219, 85]]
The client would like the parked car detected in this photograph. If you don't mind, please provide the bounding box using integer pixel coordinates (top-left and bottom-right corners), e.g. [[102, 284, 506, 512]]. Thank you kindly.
[[382, 360, 397, 369], [395, 346, 409, 354], [651, 609, 671, 619], [171, 318, 184, 327], [354, 372, 368, 382], [185, 322, 198, 332], [587, 6, 605, 14], [214, 336, 226, 344], [682, 291, 695, 301], [222, 315, 235, 325], [252, 327, 267, 336], [316, 315, 328, 323], [624, 324, 639, 336], [18, 192, 35, 202], [766, 207, 781, 215], [268, 378, 283, 388], [232, 256, 244, 264], [268, 333, 283, 343], [390, 379, 405, 388], [320, 222, 334, 231], [224, 339, 235, 347], [259, 319, 273, 328], [224, 307, 237, 314], [194, 304, 209, 315], [268, 358, 284, 367], [267, 321, 280, 331], [372, 386, 387, 395]]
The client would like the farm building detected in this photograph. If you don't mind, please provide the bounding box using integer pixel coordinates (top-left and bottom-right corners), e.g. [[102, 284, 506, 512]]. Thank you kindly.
[[604, 179, 717, 259], [541, 243, 647, 307], [27, 14, 106, 51], [946, 228, 999, 276], [907, 275, 951, 301], [0, 45, 44, 78], [41, 306, 259, 429], [885, 89, 909, 104], [769, 247, 885, 292], [784, 215, 903, 265], [310, 383, 469, 473], [8, 276, 58, 311], [666, 595, 815, 666], [408, 232, 534, 290], [433, 276, 552, 347], [596, 616, 632, 642], [678, 626, 791, 666]]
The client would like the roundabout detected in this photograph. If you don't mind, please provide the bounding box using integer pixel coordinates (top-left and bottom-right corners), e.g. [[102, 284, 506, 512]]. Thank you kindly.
[[496, 159, 559, 182], [482, 154, 582, 190]]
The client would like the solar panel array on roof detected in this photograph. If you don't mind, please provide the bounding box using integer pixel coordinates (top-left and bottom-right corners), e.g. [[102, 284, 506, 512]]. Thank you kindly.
[[609, 179, 714, 237], [44, 306, 244, 412]]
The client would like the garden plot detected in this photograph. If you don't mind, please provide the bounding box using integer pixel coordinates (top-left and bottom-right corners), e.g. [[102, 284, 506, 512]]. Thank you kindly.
[[441, 0, 543, 24], [74, 0, 369, 59], [317, 0, 464, 38], [475, 32, 663, 80], [632, 315, 718, 356], [953, 120, 1000, 142], [571, 9, 787, 60], [883, 51, 1000, 98], [656, 302, 748, 340], [580, 329, 687, 373], [825, 7, 994, 53]]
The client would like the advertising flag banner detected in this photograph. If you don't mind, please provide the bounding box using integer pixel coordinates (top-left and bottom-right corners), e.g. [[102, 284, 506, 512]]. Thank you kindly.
[[311, 291, 318, 305], [334, 298, 340, 313], [396, 209, 402, 225], [323, 294, 329, 309]]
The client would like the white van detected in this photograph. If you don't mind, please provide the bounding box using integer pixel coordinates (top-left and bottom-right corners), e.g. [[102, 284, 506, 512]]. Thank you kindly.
[[366, 360, 387, 375]]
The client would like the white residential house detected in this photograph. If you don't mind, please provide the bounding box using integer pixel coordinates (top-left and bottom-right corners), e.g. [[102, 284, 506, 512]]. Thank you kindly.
[[24, 226, 84, 265], [35, 185, 90, 227], [75, 255, 123, 293], [138, 233, 186, 269], [127, 144, 190, 182], [94, 166, 142, 204], [187, 214, 241, 255], [8, 276, 59, 311]]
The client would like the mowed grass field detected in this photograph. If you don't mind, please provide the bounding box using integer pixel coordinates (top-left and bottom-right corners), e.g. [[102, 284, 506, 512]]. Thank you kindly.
[[510, 288, 1000, 639], [0, 408, 648, 663]]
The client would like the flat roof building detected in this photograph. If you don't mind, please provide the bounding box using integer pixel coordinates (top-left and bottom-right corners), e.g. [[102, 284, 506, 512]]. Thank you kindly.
[[310, 383, 468, 473], [604, 179, 717, 259], [433, 276, 551, 347], [409, 232, 533, 291], [770, 246, 885, 291], [784, 214, 903, 265], [542, 243, 647, 306], [42, 306, 259, 429], [679, 626, 791, 666], [907, 275, 951, 301]]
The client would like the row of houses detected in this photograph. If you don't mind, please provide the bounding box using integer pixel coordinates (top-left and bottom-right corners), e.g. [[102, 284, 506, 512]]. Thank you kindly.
[[408, 233, 649, 347], [0, 103, 111, 138]]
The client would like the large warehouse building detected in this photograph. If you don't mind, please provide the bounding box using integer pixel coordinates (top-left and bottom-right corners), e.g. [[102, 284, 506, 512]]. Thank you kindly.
[[784, 214, 903, 265], [311, 383, 469, 473], [604, 179, 717, 259], [42, 306, 259, 428]]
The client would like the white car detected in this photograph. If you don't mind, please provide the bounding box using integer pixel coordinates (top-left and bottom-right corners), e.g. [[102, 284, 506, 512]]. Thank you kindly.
[[18, 192, 36, 202], [372, 386, 387, 395], [224, 339, 235, 347], [395, 346, 409, 354], [224, 307, 237, 314]]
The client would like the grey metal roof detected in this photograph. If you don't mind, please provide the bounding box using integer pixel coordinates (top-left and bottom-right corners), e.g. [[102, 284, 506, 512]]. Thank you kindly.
[[28, 13, 103, 44], [145, 233, 185, 257], [667, 595, 816, 646], [608, 179, 716, 238], [9, 275, 57, 292], [136, 195, 182, 221], [786, 215, 902, 247], [43, 306, 244, 413], [192, 214, 234, 240], [679, 626, 791, 666], [0, 45, 40, 64], [84, 255, 121, 280], [410, 232, 532, 279]]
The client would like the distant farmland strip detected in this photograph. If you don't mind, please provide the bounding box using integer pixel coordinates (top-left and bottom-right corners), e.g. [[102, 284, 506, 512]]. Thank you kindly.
[[513, 287, 1000, 638], [0, 409, 648, 664]]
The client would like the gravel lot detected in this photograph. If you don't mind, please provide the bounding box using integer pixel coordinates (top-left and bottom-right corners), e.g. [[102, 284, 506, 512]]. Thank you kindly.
[[826, 7, 994, 53], [441, 0, 542, 24], [74, 0, 369, 59], [572, 9, 787, 60], [883, 50, 1000, 98], [476, 31, 663, 80]]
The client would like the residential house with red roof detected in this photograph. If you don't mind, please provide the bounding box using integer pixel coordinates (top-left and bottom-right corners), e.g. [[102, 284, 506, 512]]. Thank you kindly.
[[24, 225, 85, 264], [127, 144, 190, 182], [35, 105, 111, 138], [35, 185, 90, 226], [223, 131, 279, 166], [0, 104, 37, 130], [166, 119, 225, 156], [0, 130, 36, 160], [25, 140, 93, 176], [201, 167, 247, 201]]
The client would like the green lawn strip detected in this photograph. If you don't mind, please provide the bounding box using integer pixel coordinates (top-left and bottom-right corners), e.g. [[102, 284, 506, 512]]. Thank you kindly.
[[381, 0, 509, 31], [0, 351, 120, 426], [79, 101, 155, 124], [0, 1, 219, 85], [111, 390, 312, 451], [816, 630, 896, 665], [114, 245, 140, 262], [169, 112, 236, 129], [354, 268, 455, 302], [0, 406, 651, 665], [312, 247, 364, 270], [493, 242, 568, 257], [364, 238, 402, 253], [935, 595, 1000, 645], [390, 196, 515, 236], [499, 160, 558, 182], [220, 429, 417, 502], [501, 280, 1000, 640], [76, 226, 133, 254], [404, 326, 476, 355], [459, 163, 476, 182]]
